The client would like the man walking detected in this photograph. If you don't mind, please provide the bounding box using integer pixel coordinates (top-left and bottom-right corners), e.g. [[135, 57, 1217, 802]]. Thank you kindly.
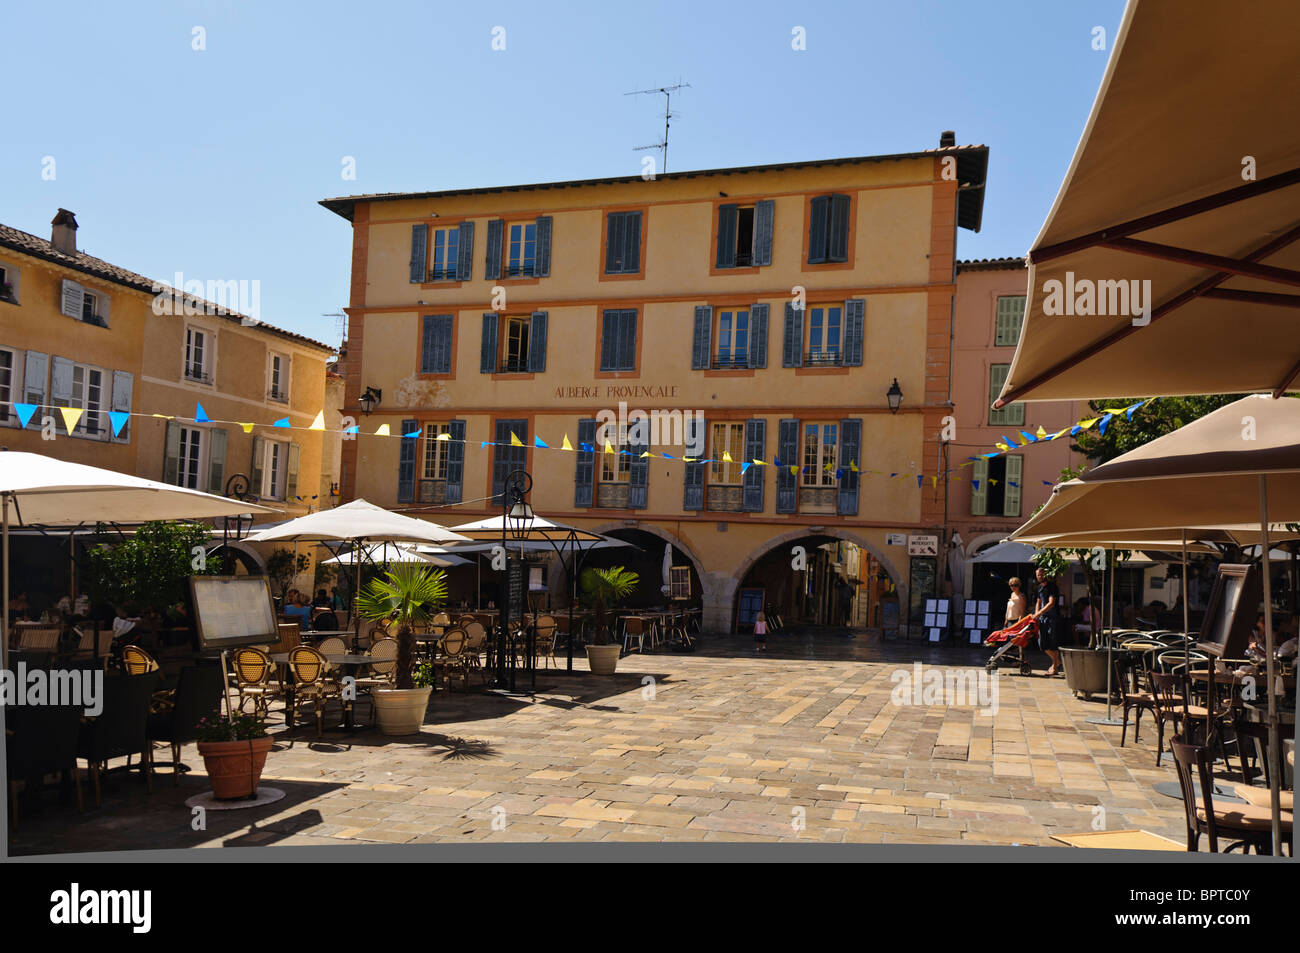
[[1031, 567, 1063, 676]]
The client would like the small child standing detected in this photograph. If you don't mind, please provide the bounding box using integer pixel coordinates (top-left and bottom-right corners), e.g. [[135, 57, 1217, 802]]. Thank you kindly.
[[754, 610, 768, 651]]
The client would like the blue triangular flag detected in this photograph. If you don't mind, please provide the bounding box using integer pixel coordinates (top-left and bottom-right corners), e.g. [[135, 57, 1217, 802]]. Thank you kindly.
[[1070, 424, 1082, 436], [834, 468, 843, 480], [195, 402, 210, 423], [273, 417, 290, 428], [344, 425, 359, 434], [580, 442, 593, 452], [1126, 401, 1142, 419], [1098, 413, 1114, 435], [404, 429, 421, 438], [916, 475, 923, 488], [108, 411, 130, 437], [972, 480, 980, 490], [1019, 430, 1037, 443], [662, 452, 675, 460], [480, 441, 490, 448], [14, 403, 38, 428], [740, 462, 750, 475], [535, 436, 548, 449]]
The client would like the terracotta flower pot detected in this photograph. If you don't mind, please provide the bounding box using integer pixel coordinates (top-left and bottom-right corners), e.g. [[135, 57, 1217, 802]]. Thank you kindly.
[[197, 737, 273, 800]]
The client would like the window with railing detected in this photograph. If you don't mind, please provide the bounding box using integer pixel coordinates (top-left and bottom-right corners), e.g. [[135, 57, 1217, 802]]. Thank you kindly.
[[185, 327, 212, 383], [805, 306, 842, 365], [267, 352, 289, 402], [713, 309, 750, 369]]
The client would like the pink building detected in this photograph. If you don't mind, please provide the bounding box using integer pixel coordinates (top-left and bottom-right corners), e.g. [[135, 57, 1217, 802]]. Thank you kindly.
[[950, 257, 1086, 595]]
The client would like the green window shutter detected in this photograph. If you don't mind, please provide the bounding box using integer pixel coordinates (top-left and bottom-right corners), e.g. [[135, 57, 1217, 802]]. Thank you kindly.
[[1003, 455, 1023, 517], [207, 427, 228, 495], [287, 443, 301, 500], [163, 421, 182, 486], [409, 225, 428, 283], [988, 364, 1026, 427], [971, 458, 988, 516], [995, 295, 1026, 346]]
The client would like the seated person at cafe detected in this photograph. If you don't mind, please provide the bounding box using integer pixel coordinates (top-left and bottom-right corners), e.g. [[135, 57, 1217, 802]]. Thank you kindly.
[[312, 588, 331, 609], [1073, 598, 1100, 643], [283, 592, 313, 627], [330, 586, 346, 611]]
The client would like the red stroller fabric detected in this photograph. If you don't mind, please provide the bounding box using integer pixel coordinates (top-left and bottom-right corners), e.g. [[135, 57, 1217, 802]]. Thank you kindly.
[[986, 615, 1038, 647]]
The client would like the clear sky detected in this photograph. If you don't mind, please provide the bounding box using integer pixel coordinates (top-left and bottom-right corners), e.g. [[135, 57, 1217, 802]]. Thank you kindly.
[[2, 0, 1128, 347]]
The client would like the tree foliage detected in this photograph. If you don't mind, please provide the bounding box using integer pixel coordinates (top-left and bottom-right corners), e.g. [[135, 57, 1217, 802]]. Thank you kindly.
[[356, 564, 448, 690], [579, 566, 640, 645], [1072, 395, 1243, 465], [86, 521, 223, 620]]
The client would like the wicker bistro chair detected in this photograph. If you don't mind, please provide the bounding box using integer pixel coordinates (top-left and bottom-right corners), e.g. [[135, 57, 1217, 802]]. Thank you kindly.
[[1169, 736, 1293, 854], [622, 616, 648, 655], [434, 628, 471, 691], [352, 638, 399, 718], [462, 624, 489, 684], [70, 625, 114, 661], [533, 615, 558, 669], [15, 625, 61, 653], [460, 620, 489, 669], [121, 644, 160, 675], [286, 645, 346, 738], [231, 647, 282, 719]]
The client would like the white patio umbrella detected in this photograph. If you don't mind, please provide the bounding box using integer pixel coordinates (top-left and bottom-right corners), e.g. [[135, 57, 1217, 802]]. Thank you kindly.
[[323, 542, 470, 568], [1010, 394, 1300, 853], [247, 499, 470, 646], [661, 543, 673, 597], [0, 450, 276, 661]]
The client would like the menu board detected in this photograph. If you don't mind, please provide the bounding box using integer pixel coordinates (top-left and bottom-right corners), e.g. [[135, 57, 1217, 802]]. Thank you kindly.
[[507, 557, 527, 617], [189, 576, 279, 650]]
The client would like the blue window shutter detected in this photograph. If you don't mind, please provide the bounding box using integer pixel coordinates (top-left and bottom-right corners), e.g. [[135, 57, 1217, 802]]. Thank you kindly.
[[716, 204, 738, 268], [625, 211, 641, 272], [683, 416, 705, 511], [753, 200, 774, 266], [420, 315, 436, 372], [828, 194, 851, 262], [409, 225, 428, 282], [844, 299, 865, 367], [528, 311, 548, 372], [776, 418, 799, 513], [742, 419, 766, 512], [629, 426, 649, 509], [749, 303, 769, 369], [617, 310, 637, 371], [808, 196, 829, 263], [480, 313, 498, 374], [433, 314, 453, 373], [485, 219, 504, 280], [691, 305, 712, 370], [605, 214, 623, 273], [782, 304, 803, 367], [837, 418, 862, 515], [575, 418, 596, 507], [444, 420, 466, 503], [490, 419, 528, 505], [398, 418, 418, 502], [456, 221, 474, 280], [600, 310, 618, 371], [535, 216, 552, 277]]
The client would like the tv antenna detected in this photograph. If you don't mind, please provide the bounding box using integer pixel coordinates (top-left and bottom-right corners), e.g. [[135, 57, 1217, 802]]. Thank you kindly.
[[625, 81, 689, 174], [323, 311, 347, 343]]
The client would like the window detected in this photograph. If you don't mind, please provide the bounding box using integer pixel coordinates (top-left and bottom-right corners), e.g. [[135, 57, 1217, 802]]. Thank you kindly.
[[801, 423, 838, 487], [599, 309, 637, 372], [176, 426, 204, 490], [185, 327, 212, 383], [503, 316, 531, 373], [988, 364, 1025, 426], [995, 295, 1026, 346], [258, 439, 288, 500], [710, 422, 745, 486], [422, 423, 450, 480], [268, 352, 288, 402], [971, 455, 1023, 517], [806, 306, 842, 365], [604, 210, 642, 274], [420, 314, 453, 374], [481, 311, 547, 374], [599, 424, 631, 484], [82, 290, 101, 325], [59, 279, 109, 326], [506, 222, 537, 277], [0, 348, 14, 422], [808, 193, 851, 264], [430, 227, 460, 281], [716, 201, 774, 269], [0, 262, 18, 302], [715, 309, 749, 368], [51, 360, 106, 438]]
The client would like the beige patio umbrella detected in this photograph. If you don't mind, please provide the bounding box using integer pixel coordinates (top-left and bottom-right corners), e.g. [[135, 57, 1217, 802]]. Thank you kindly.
[[994, 0, 1300, 408], [1010, 394, 1299, 854]]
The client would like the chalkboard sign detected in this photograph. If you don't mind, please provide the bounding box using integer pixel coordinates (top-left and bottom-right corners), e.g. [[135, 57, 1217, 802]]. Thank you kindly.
[[1199, 563, 1260, 659], [737, 587, 765, 631], [189, 576, 279, 651], [670, 566, 692, 600], [507, 556, 527, 618], [908, 556, 938, 630]]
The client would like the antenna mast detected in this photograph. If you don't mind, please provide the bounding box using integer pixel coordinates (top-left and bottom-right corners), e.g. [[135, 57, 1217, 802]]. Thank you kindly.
[[625, 81, 689, 174]]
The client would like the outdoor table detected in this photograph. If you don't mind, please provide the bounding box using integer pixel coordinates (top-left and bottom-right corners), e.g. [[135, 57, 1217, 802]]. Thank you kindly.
[[271, 651, 374, 731]]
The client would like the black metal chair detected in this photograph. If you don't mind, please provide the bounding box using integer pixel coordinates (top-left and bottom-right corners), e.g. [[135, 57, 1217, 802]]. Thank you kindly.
[[147, 663, 226, 784], [78, 670, 161, 807], [7, 703, 85, 830]]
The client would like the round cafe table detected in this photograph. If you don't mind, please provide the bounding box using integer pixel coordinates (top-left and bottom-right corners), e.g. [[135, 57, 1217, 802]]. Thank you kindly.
[[272, 651, 373, 731]]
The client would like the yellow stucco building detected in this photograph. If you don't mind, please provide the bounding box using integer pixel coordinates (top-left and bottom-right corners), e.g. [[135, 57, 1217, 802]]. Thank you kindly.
[[322, 137, 987, 631], [1, 210, 336, 578]]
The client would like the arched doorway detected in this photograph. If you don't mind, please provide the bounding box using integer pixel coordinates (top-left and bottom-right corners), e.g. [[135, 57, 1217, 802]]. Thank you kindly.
[[578, 526, 704, 610], [730, 530, 903, 634]]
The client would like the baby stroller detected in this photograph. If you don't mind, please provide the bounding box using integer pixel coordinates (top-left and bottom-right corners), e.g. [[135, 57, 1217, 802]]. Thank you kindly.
[[984, 616, 1038, 676]]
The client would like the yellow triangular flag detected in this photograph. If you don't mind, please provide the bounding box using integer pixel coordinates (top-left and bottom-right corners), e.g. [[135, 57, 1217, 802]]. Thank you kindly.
[[437, 431, 451, 441], [789, 465, 798, 476], [1052, 427, 1069, 440], [59, 407, 83, 433], [640, 451, 654, 458], [1079, 417, 1099, 430], [683, 457, 696, 463], [510, 431, 523, 447], [850, 459, 859, 472], [375, 424, 391, 437], [240, 423, 255, 434], [995, 442, 1010, 451], [930, 476, 938, 488], [151, 413, 174, 419], [309, 411, 326, 431], [722, 451, 733, 463], [604, 440, 615, 454], [1036, 425, 1047, 439], [561, 434, 574, 451], [752, 458, 766, 466]]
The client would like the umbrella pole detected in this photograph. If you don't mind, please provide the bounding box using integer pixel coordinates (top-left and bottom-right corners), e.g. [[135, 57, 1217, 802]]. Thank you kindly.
[[355, 543, 363, 651], [1258, 475, 1282, 857], [2, 494, 9, 671]]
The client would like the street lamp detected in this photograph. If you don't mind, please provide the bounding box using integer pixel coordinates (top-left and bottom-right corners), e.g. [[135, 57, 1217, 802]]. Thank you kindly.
[[358, 386, 382, 416], [887, 378, 903, 414], [508, 497, 535, 540]]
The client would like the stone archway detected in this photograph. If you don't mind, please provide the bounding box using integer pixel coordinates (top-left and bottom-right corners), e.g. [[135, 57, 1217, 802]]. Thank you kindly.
[[209, 541, 267, 576], [717, 528, 906, 635]]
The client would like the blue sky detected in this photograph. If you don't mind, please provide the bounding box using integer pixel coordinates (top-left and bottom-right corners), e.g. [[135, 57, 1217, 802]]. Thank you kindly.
[[2, 0, 1127, 346]]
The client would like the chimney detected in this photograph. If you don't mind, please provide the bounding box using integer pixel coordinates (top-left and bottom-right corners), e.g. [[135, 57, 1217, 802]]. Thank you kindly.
[[939, 130, 956, 149], [51, 209, 78, 256]]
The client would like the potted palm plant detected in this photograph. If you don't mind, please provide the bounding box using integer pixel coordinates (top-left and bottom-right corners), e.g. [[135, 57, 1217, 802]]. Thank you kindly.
[[356, 564, 447, 735], [580, 566, 639, 675]]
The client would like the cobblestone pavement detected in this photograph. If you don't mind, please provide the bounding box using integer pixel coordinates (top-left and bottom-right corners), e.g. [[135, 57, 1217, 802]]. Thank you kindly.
[[7, 631, 1192, 853]]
